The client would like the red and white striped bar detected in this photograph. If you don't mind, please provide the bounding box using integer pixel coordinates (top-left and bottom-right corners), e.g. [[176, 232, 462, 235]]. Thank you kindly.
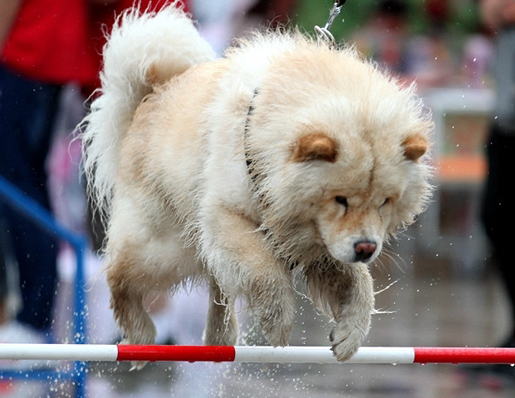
[[1, 345, 515, 364]]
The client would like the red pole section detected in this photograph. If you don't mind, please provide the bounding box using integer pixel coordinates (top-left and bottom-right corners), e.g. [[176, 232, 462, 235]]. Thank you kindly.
[[116, 345, 236, 362], [414, 347, 515, 364]]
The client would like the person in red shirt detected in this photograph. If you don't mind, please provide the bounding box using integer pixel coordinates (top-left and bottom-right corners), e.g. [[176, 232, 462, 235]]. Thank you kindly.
[[0, 0, 100, 343], [0, 0, 186, 343]]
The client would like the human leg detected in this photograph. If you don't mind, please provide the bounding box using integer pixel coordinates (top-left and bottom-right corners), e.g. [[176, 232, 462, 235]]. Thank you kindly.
[[481, 127, 515, 344], [0, 65, 61, 333]]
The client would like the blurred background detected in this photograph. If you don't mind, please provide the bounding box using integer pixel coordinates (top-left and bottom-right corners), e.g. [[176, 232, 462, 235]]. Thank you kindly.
[[1, 0, 513, 397]]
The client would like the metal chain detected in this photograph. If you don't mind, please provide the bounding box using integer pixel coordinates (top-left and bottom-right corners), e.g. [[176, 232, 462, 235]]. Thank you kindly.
[[315, 0, 347, 46]]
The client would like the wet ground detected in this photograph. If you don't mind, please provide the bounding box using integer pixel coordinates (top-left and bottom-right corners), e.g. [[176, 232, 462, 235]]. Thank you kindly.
[[1, 247, 513, 398], [86, 261, 513, 398]]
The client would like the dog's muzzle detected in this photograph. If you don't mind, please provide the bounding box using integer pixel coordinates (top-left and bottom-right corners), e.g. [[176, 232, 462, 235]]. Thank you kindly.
[[353, 240, 377, 263]]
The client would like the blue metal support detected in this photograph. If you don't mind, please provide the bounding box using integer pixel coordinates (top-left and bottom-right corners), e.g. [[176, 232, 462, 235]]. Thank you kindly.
[[0, 174, 88, 398]]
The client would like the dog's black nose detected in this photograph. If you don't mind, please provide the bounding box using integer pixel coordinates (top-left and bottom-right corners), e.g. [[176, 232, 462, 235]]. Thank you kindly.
[[354, 240, 377, 262]]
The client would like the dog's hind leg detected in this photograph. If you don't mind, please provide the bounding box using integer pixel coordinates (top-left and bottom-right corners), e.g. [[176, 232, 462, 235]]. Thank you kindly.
[[305, 262, 374, 362], [106, 253, 157, 347], [105, 194, 202, 349], [203, 277, 238, 346], [106, 243, 201, 344]]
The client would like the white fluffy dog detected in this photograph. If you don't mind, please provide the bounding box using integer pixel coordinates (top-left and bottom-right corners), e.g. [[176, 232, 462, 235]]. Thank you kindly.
[[81, 3, 432, 367]]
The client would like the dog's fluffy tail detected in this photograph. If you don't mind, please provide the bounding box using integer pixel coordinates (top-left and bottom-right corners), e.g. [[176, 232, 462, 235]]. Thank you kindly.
[[81, 3, 215, 219]]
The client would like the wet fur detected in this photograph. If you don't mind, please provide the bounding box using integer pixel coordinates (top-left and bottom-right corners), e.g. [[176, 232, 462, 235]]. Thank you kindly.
[[81, 4, 433, 368]]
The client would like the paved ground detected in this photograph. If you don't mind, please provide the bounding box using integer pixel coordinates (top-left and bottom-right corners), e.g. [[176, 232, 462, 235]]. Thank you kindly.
[[82, 264, 514, 398], [1, 248, 513, 397]]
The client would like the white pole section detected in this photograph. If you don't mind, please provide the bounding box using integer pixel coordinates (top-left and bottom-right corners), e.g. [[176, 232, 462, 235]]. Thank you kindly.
[[0, 344, 118, 362], [234, 346, 415, 364]]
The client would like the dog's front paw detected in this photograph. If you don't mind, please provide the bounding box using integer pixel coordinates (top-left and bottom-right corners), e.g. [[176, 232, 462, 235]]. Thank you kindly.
[[329, 322, 366, 362], [203, 311, 239, 346], [254, 290, 295, 347], [260, 308, 294, 347]]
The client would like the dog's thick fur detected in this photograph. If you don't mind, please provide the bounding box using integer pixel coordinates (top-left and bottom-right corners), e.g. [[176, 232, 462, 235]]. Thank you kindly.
[[81, 4, 432, 365]]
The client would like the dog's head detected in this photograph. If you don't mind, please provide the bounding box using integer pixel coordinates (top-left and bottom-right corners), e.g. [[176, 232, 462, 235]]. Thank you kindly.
[[246, 43, 433, 265], [288, 131, 430, 264]]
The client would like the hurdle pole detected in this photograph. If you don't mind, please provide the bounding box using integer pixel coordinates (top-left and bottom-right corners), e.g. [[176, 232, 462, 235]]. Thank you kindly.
[[1, 345, 515, 365]]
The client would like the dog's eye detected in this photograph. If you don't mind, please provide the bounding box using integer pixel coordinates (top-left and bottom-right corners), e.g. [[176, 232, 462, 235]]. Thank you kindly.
[[335, 196, 348, 207], [381, 198, 391, 207]]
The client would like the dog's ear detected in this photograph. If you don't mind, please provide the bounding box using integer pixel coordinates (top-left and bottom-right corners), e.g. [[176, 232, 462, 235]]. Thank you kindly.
[[146, 63, 161, 86], [402, 134, 428, 162], [291, 132, 338, 163], [146, 62, 189, 86]]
